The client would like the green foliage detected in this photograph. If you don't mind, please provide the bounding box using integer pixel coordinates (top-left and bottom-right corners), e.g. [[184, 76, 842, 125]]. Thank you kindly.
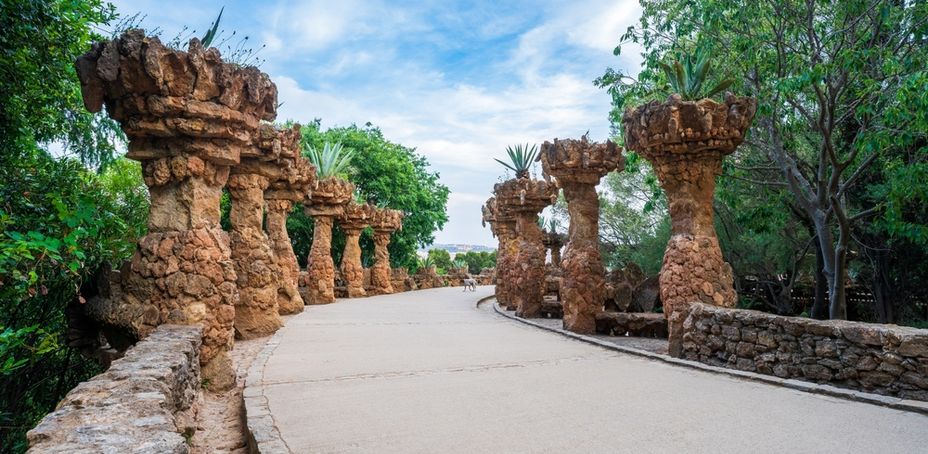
[[657, 46, 733, 101], [306, 142, 355, 179], [200, 7, 223, 48], [494, 144, 538, 179], [296, 121, 449, 270], [417, 255, 436, 272], [0, 0, 121, 171], [427, 249, 453, 274], [0, 153, 147, 451], [598, 0, 928, 322], [454, 251, 497, 275]]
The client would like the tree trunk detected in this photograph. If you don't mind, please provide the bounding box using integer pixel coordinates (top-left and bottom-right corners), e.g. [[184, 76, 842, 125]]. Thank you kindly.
[[811, 244, 828, 320]]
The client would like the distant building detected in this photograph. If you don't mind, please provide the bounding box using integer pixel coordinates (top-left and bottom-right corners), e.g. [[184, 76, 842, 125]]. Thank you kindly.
[[419, 243, 496, 258]]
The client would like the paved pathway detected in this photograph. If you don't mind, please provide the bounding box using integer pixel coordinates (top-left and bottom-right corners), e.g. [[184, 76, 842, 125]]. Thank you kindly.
[[251, 286, 927, 453]]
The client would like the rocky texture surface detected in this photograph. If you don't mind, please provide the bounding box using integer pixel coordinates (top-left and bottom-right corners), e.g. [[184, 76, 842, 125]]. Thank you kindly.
[[263, 126, 315, 316], [228, 170, 282, 339], [595, 312, 668, 338], [482, 197, 517, 310], [338, 203, 375, 298], [680, 303, 928, 401], [368, 208, 403, 295], [28, 325, 202, 453], [414, 267, 445, 289], [304, 177, 354, 305], [539, 136, 624, 333], [494, 178, 557, 318], [623, 94, 756, 354], [391, 267, 417, 292], [74, 30, 278, 385]]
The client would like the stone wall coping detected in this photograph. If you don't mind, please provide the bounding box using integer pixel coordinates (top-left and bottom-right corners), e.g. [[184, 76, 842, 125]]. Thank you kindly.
[[487, 299, 928, 416], [27, 324, 203, 453]]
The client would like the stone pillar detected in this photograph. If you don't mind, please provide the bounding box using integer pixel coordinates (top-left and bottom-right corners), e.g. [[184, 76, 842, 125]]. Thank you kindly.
[[74, 30, 278, 388], [539, 137, 624, 334], [542, 230, 565, 267], [305, 177, 354, 305], [622, 94, 756, 355], [483, 197, 517, 310], [264, 126, 315, 314], [337, 203, 375, 298], [370, 208, 403, 295], [265, 200, 302, 313], [494, 178, 557, 318], [227, 172, 282, 339]]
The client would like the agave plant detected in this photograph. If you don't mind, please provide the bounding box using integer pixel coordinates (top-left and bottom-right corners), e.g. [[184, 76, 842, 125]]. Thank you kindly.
[[418, 256, 436, 271], [495, 144, 538, 179], [547, 217, 560, 233], [658, 46, 733, 101], [201, 7, 223, 48], [307, 142, 355, 178]]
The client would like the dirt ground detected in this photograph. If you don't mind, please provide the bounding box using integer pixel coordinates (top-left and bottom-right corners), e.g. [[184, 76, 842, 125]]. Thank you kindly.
[[188, 336, 267, 453]]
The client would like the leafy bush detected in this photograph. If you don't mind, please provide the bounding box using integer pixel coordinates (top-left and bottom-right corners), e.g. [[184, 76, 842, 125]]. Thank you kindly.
[[0, 154, 147, 451]]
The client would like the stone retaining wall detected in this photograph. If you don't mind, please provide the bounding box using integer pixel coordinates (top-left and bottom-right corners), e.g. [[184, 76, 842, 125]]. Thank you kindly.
[[27, 325, 203, 453], [680, 303, 928, 401]]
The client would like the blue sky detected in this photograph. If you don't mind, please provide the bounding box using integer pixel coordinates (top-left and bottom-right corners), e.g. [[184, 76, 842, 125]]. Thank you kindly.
[[109, 0, 643, 247]]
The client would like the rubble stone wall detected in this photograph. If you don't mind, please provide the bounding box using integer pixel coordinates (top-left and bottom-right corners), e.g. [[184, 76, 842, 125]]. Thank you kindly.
[[27, 325, 202, 453], [680, 303, 928, 401]]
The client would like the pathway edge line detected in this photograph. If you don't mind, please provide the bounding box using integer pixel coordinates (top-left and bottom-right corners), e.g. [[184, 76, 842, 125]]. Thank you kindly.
[[244, 327, 293, 454], [488, 299, 928, 417]]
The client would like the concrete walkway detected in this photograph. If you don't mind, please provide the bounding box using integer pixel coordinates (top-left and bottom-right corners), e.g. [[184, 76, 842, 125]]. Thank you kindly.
[[250, 286, 927, 453]]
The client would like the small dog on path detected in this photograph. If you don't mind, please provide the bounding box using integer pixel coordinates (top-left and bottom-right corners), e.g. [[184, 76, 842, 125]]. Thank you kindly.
[[462, 278, 477, 291]]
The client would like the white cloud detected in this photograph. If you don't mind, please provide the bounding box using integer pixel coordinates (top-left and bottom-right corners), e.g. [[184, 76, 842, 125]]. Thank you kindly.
[[109, 0, 644, 247]]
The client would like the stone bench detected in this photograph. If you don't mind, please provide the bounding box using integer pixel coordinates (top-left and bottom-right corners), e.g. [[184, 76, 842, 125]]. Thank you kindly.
[[595, 312, 668, 338]]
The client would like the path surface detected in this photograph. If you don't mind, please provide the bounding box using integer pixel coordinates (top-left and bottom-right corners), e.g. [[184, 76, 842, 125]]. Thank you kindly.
[[251, 286, 926, 453]]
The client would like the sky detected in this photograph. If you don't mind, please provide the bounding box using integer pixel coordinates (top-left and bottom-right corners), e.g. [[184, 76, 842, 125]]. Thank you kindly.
[[109, 0, 643, 247]]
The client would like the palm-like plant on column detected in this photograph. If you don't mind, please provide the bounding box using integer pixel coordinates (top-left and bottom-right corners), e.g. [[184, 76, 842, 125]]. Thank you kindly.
[[307, 142, 355, 178], [494, 144, 538, 179]]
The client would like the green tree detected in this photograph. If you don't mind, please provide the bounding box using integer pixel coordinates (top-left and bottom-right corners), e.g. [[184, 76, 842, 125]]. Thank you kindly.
[[427, 249, 453, 274], [0, 154, 147, 451], [599, 0, 928, 321], [294, 121, 449, 270], [0, 0, 120, 171], [455, 251, 497, 274], [0, 1, 137, 451]]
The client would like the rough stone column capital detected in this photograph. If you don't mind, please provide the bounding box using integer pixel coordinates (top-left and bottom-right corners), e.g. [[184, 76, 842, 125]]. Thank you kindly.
[[537, 136, 623, 334], [621, 95, 757, 352]]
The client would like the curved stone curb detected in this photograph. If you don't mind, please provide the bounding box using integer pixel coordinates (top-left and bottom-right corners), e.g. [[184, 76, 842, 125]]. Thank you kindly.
[[490, 300, 928, 417], [244, 329, 292, 453]]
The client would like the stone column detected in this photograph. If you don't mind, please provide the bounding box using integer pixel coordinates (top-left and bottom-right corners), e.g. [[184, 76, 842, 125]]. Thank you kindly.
[[539, 137, 624, 334], [338, 203, 375, 298], [623, 94, 756, 355], [74, 30, 278, 388], [305, 177, 354, 305], [494, 178, 557, 318], [483, 197, 517, 310], [227, 172, 282, 339], [264, 126, 315, 314], [542, 230, 565, 267], [370, 208, 403, 295]]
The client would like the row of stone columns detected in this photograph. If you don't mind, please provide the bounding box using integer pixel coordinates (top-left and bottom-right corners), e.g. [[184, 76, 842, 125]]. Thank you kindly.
[[74, 30, 406, 385], [492, 178, 557, 318], [483, 92, 756, 351]]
